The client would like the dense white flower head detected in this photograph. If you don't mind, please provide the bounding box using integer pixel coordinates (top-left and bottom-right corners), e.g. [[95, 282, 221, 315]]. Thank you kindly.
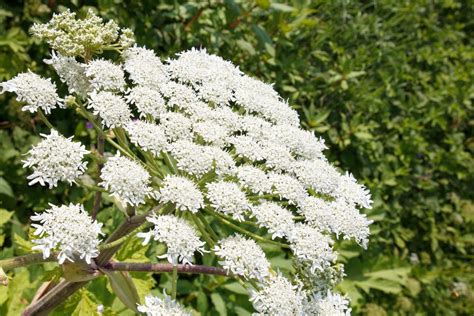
[[137, 294, 190, 316], [160, 112, 193, 142], [138, 214, 206, 265], [31, 203, 102, 264], [299, 196, 372, 248], [87, 91, 131, 128], [160, 81, 198, 110], [206, 181, 250, 221], [44, 51, 89, 96], [291, 159, 340, 195], [168, 140, 214, 177], [166, 48, 242, 105], [126, 86, 166, 119], [100, 153, 152, 206], [251, 202, 295, 239], [158, 175, 204, 213], [193, 120, 230, 147], [303, 290, 351, 316], [85, 59, 125, 91], [0, 72, 62, 114], [249, 273, 304, 316], [122, 46, 168, 87], [289, 224, 336, 273], [229, 135, 265, 162], [236, 165, 272, 195], [125, 120, 168, 157], [214, 234, 270, 280], [23, 130, 88, 188], [269, 173, 308, 205], [334, 172, 373, 209]]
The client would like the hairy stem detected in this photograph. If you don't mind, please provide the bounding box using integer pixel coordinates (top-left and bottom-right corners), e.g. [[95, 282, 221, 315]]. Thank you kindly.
[[103, 262, 229, 276], [0, 253, 55, 270]]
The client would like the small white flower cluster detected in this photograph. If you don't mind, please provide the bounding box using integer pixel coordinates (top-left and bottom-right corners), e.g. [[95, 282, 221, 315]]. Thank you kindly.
[[23, 130, 88, 188], [100, 153, 152, 206], [214, 234, 270, 281], [31, 203, 102, 264], [158, 175, 204, 213], [0, 72, 62, 114], [303, 290, 352, 316], [138, 214, 206, 265], [137, 294, 190, 316]]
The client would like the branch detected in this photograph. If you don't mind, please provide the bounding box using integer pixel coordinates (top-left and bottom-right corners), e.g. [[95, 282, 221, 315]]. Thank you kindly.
[[103, 262, 229, 277], [0, 253, 55, 270]]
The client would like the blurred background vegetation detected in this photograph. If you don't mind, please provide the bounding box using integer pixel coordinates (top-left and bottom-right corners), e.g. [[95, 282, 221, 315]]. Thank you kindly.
[[0, 0, 473, 315]]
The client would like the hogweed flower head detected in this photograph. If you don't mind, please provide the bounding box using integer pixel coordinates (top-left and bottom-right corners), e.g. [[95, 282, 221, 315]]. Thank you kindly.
[[0, 72, 62, 114], [137, 294, 190, 316], [158, 175, 204, 213], [303, 290, 351, 316], [138, 214, 206, 265], [100, 153, 152, 206], [214, 234, 270, 281], [23, 130, 88, 188], [31, 203, 102, 264]]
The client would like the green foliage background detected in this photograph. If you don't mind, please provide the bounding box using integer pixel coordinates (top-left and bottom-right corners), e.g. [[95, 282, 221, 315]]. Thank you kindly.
[[0, 0, 473, 315]]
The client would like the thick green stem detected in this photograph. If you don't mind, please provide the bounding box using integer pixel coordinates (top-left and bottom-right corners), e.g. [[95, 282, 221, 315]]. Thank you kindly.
[[0, 253, 55, 270], [171, 264, 178, 300], [99, 222, 150, 250], [191, 214, 215, 248]]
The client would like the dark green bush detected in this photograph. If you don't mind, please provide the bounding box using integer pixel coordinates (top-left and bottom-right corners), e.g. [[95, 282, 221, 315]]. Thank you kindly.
[[0, 0, 472, 314]]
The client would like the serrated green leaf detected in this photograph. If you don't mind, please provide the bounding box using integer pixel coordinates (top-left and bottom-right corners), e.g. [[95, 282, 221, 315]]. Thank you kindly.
[[211, 292, 227, 316], [0, 209, 12, 226], [72, 290, 98, 316]]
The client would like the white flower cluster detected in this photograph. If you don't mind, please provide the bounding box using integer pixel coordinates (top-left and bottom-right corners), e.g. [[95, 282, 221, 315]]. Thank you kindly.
[[158, 176, 204, 213], [138, 214, 205, 265], [31, 203, 102, 264], [303, 290, 351, 316], [214, 234, 270, 281], [250, 273, 304, 316], [0, 72, 62, 114], [137, 294, 190, 316], [100, 153, 152, 206], [23, 130, 88, 188]]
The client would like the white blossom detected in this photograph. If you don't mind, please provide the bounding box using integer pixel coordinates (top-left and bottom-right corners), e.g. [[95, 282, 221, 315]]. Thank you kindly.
[[23, 130, 88, 188], [214, 234, 270, 280], [250, 202, 295, 239], [303, 290, 351, 316], [160, 112, 193, 142], [249, 273, 304, 316], [158, 175, 204, 213], [288, 224, 336, 273], [166, 48, 241, 105], [138, 214, 206, 265], [87, 91, 131, 128], [44, 51, 89, 96], [85, 59, 125, 91], [168, 140, 214, 177], [125, 120, 168, 156], [334, 172, 373, 209], [193, 120, 230, 147], [236, 165, 272, 195], [122, 46, 168, 87], [268, 172, 308, 205], [261, 141, 295, 171], [137, 294, 191, 316], [299, 196, 372, 248], [205, 146, 236, 176], [291, 159, 340, 195], [126, 86, 166, 119], [0, 72, 62, 114], [229, 135, 265, 162], [31, 203, 102, 264], [100, 153, 152, 206], [206, 181, 250, 221], [159, 81, 199, 111]]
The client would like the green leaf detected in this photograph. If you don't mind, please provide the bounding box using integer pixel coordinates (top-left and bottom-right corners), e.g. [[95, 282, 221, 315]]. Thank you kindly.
[[0, 178, 13, 198], [13, 233, 33, 253], [102, 269, 140, 313], [211, 292, 227, 316], [72, 290, 98, 316], [0, 209, 13, 226], [223, 282, 247, 295]]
